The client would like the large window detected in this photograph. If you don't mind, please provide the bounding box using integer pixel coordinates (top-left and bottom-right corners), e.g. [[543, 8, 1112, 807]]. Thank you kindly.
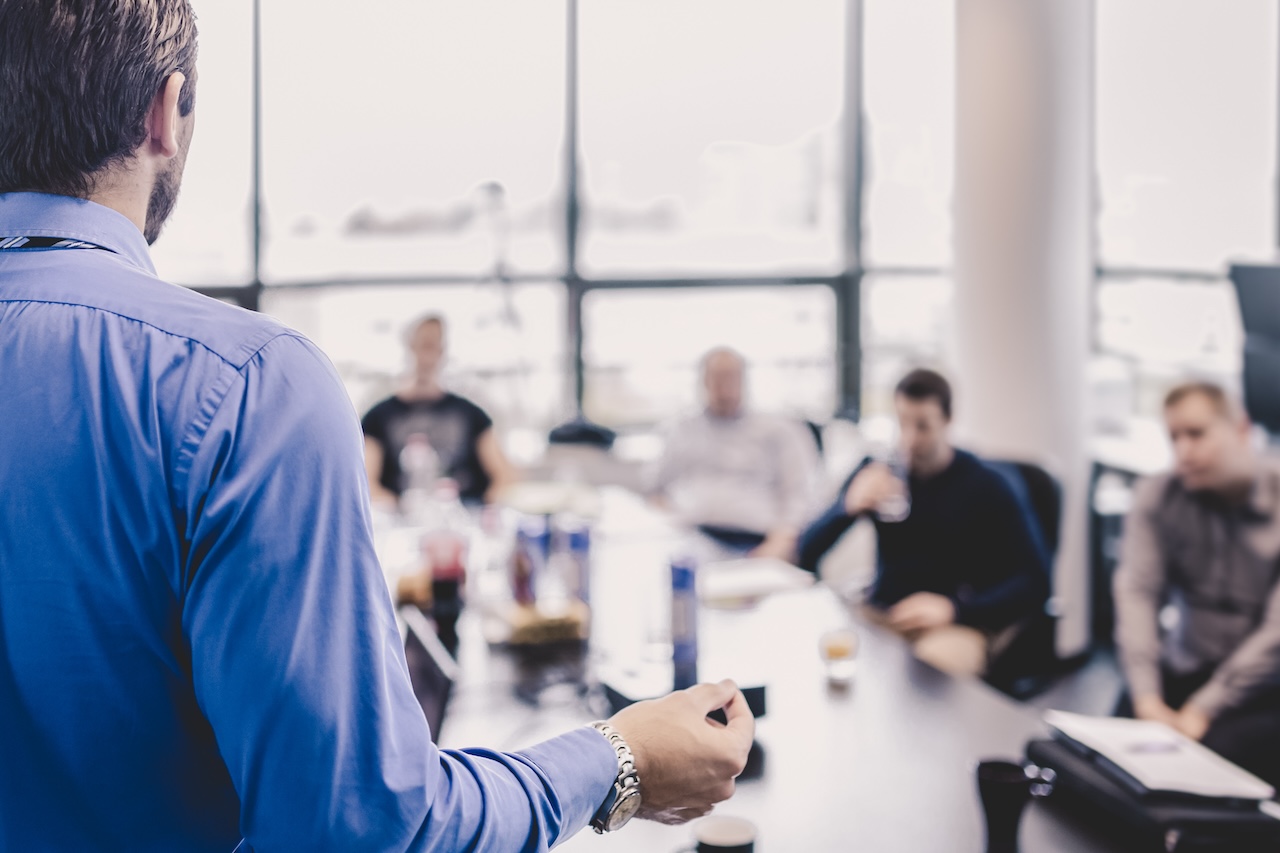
[[160, 1, 967, 435], [577, 1, 845, 277], [581, 286, 837, 427], [1094, 0, 1276, 414], [149, 0, 254, 285], [861, 0, 954, 268], [857, 0, 956, 418], [260, 0, 568, 282]]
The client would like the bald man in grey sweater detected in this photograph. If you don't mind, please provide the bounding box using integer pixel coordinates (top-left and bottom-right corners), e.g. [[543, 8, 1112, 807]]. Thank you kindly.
[[1114, 382, 1280, 784]]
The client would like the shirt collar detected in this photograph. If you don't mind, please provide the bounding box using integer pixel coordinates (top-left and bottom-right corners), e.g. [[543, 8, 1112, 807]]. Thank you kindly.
[[0, 192, 155, 275]]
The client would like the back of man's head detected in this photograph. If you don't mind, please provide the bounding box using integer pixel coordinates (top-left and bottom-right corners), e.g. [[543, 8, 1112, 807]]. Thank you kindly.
[[894, 368, 952, 421], [0, 0, 198, 197]]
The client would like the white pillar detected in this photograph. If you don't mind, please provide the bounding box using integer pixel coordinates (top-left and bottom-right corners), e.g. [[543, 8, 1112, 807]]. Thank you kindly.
[[952, 0, 1095, 657]]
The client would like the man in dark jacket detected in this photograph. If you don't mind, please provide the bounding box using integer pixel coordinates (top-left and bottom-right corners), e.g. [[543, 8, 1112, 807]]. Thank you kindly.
[[798, 369, 1050, 675]]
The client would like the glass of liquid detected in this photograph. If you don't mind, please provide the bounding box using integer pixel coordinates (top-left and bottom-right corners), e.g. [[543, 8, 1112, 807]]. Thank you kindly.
[[818, 627, 860, 686], [874, 451, 911, 523]]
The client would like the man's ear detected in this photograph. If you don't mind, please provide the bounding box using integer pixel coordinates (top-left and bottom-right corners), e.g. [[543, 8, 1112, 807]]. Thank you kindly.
[[145, 72, 187, 159]]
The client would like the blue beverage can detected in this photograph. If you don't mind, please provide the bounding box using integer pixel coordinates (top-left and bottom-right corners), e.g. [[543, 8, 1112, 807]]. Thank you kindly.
[[671, 555, 698, 690], [560, 517, 592, 604]]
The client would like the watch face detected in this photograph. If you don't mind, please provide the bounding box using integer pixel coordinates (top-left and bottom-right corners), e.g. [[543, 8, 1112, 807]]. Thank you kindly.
[[606, 790, 642, 831]]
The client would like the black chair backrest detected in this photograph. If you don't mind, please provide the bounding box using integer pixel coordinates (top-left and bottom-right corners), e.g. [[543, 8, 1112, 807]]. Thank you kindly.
[[988, 459, 1062, 563], [1231, 263, 1280, 434], [547, 417, 616, 450]]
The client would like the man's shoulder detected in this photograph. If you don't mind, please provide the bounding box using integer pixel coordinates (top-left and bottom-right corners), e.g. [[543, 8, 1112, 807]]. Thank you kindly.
[[966, 451, 1042, 509], [116, 273, 299, 370], [441, 391, 488, 419], [960, 449, 1010, 486], [8, 252, 300, 371]]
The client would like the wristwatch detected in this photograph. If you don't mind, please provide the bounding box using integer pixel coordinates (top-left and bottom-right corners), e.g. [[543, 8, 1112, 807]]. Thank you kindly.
[[588, 721, 642, 833]]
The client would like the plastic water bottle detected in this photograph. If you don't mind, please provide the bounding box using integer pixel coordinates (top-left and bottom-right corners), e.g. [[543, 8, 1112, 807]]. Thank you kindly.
[[671, 556, 699, 691], [419, 477, 469, 655], [553, 515, 592, 604], [872, 446, 911, 523]]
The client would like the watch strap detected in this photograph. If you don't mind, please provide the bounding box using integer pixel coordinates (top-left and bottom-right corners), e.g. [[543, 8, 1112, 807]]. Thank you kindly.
[[588, 721, 641, 833]]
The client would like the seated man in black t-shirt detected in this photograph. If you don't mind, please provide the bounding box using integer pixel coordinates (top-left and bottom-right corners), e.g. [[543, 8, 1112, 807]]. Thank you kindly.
[[797, 369, 1049, 676], [361, 314, 517, 511]]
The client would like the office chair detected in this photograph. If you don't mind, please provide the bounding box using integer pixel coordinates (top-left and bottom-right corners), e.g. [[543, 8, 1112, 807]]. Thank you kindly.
[[983, 459, 1063, 700]]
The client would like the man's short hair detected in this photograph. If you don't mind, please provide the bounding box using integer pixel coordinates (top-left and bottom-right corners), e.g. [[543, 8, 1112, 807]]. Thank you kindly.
[[1163, 380, 1243, 422], [0, 0, 198, 197], [895, 368, 953, 420]]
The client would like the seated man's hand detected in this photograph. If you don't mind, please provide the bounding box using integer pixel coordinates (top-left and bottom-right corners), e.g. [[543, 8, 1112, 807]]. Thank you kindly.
[[1133, 695, 1180, 728], [608, 679, 755, 825], [746, 529, 797, 562], [1173, 704, 1212, 741], [887, 592, 956, 634], [844, 463, 905, 517]]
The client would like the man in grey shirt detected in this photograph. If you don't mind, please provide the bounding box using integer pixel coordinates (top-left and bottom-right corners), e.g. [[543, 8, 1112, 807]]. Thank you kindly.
[[650, 347, 819, 561], [1114, 381, 1280, 784]]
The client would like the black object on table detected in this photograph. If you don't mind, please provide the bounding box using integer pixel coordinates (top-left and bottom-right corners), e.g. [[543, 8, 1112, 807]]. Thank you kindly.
[[1027, 738, 1280, 853]]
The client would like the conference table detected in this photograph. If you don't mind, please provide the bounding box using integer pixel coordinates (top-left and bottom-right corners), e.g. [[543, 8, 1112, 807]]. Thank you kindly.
[[432, 490, 1128, 852]]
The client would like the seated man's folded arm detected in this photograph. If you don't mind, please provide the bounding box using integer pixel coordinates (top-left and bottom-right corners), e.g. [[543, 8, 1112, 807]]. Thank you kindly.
[[795, 466, 863, 574], [1187, 578, 1280, 720]]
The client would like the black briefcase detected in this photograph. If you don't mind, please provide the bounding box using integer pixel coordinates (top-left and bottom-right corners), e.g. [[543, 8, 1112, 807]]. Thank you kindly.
[[1026, 738, 1280, 852]]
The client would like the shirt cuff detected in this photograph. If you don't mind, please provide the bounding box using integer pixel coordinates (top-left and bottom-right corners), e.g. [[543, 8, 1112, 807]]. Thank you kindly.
[[516, 725, 617, 841]]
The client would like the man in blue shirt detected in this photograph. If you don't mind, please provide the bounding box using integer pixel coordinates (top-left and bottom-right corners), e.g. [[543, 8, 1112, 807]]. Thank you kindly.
[[798, 369, 1050, 676], [0, 3, 753, 851]]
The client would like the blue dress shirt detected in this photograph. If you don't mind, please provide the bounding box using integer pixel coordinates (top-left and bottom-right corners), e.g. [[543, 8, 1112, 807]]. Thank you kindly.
[[0, 193, 613, 851]]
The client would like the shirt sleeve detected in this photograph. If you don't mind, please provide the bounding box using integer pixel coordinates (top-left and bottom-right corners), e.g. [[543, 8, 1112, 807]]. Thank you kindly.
[[465, 396, 494, 438], [176, 334, 614, 852], [796, 463, 865, 574], [360, 398, 389, 443], [647, 418, 686, 498], [1188, 578, 1280, 718], [948, 469, 1050, 632], [1112, 476, 1170, 702]]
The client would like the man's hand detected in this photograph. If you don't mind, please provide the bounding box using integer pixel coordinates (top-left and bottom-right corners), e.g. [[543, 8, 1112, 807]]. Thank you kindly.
[[1133, 695, 1180, 728], [1173, 704, 1212, 741], [887, 592, 956, 634], [608, 679, 755, 825], [746, 529, 797, 562], [844, 463, 905, 517]]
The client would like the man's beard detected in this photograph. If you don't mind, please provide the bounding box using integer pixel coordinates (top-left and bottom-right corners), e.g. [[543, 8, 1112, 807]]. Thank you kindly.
[[143, 151, 186, 246]]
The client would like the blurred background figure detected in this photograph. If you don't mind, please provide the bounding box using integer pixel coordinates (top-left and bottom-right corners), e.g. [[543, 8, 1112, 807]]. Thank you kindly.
[[1113, 380, 1280, 785], [648, 347, 819, 561], [797, 369, 1050, 677], [362, 314, 518, 508]]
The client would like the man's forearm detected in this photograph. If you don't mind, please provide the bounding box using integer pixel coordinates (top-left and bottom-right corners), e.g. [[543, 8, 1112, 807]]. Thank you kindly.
[[1187, 623, 1280, 718]]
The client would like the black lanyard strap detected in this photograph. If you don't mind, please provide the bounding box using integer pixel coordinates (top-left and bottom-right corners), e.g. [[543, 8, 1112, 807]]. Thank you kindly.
[[0, 236, 104, 250]]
